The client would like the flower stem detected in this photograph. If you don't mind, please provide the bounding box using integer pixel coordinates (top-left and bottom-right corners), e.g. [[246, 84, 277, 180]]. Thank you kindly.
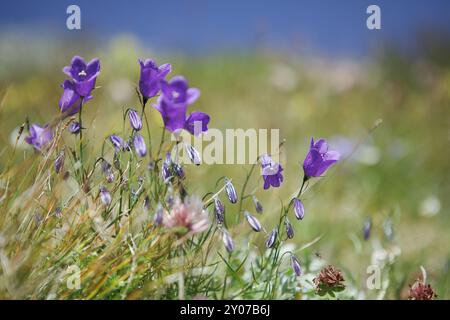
[[78, 99, 84, 178], [236, 162, 257, 223]]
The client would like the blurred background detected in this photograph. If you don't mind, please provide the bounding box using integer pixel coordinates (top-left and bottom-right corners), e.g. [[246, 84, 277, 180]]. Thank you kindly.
[[0, 0, 449, 298]]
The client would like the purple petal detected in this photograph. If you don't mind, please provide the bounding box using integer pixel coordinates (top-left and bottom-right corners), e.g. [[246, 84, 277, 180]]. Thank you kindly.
[[185, 112, 210, 136], [186, 88, 200, 105]]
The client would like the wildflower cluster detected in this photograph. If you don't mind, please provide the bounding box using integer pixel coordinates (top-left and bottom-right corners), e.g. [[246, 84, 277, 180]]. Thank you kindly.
[[20, 53, 348, 299]]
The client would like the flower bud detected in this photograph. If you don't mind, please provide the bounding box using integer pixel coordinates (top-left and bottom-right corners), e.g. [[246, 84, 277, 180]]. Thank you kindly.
[[69, 121, 81, 134], [291, 255, 302, 276], [133, 134, 147, 157], [265, 229, 277, 248], [285, 219, 294, 239], [128, 108, 142, 131], [222, 229, 234, 253], [214, 197, 225, 224], [225, 179, 237, 204], [186, 144, 201, 165], [244, 211, 261, 232], [252, 195, 263, 214], [293, 198, 305, 220]]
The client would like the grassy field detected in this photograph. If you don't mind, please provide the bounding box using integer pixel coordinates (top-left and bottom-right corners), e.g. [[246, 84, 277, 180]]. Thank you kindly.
[[0, 36, 448, 299]]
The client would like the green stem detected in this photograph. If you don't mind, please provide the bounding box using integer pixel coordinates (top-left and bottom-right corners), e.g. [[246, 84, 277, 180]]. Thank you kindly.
[[236, 162, 257, 223], [78, 99, 84, 178]]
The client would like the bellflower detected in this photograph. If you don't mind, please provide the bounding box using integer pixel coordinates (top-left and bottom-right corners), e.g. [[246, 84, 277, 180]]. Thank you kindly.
[[285, 219, 295, 239], [185, 144, 201, 165], [128, 108, 142, 131], [133, 134, 147, 157], [266, 229, 277, 248], [225, 179, 237, 204], [222, 229, 234, 253], [244, 211, 262, 232], [25, 123, 53, 151], [59, 80, 92, 117], [303, 137, 340, 178], [138, 59, 171, 101], [153, 76, 209, 136], [69, 121, 82, 134], [109, 135, 127, 152], [293, 198, 305, 220], [291, 255, 302, 277], [260, 154, 284, 189], [214, 197, 225, 224], [63, 56, 100, 97]]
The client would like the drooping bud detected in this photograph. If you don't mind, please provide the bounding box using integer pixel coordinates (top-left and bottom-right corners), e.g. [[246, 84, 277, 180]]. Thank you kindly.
[[128, 108, 142, 131], [99, 186, 112, 206], [285, 218, 294, 239], [252, 195, 263, 214], [291, 255, 302, 276], [110, 135, 125, 151], [69, 121, 81, 134], [265, 229, 277, 248], [225, 178, 237, 204], [222, 229, 234, 253], [214, 197, 225, 224], [293, 198, 305, 220], [133, 134, 147, 157], [185, 144, 201, 165], [244, 211, 261, 232]]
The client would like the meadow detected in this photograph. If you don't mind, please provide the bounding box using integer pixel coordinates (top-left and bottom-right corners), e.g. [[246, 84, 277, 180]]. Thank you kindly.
[[0, 35, 448, 299]]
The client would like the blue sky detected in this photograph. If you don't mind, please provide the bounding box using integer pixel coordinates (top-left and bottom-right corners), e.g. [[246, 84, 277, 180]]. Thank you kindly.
[[1, 0, 450, 56]]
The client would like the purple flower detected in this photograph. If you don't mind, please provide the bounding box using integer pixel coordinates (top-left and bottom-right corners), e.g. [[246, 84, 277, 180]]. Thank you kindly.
[[291, 255, 302, 277], [225, 179, 237, 204], [25, 123, 53, 151], [244, 211, 262, 232], [260, 154, 284, 190], [99, 186, 112, 206], [303, 137, 340, 178], [63, 56, 100, 97], [138, 59, 171, 100], [128, 108, 142, 131], [69, 121, 82, 134], [293, 198, 305, 220], [266, 229, 278, 248], [222, 229, 234, 253], [285, 219, 295, 239], [109, 135, 126, 151], [59, 80, 92, 117], [133, 134, 147, 157], [153, 76, 209, 136]]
